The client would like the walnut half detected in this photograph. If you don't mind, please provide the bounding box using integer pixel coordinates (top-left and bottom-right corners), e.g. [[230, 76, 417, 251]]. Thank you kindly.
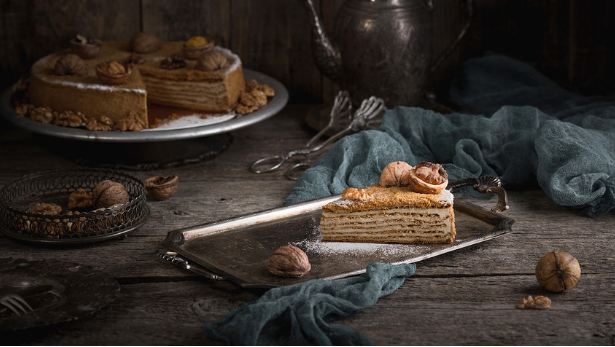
[[516, 295, 551, 310], [406, 161, 448, 194]]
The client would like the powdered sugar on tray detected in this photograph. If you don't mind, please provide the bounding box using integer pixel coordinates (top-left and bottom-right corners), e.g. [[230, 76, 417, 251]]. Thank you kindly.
[[293, 224, 431, 257]]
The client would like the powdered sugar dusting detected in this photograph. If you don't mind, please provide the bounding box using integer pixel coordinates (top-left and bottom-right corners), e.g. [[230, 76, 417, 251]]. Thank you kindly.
[[293, 224, 430, 258], [295, 239, 430, 257]]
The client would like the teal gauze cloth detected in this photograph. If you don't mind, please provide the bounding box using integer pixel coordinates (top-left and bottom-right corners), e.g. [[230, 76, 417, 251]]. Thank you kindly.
[[286, 55, 615, 216], [204, 262, 416, 345]]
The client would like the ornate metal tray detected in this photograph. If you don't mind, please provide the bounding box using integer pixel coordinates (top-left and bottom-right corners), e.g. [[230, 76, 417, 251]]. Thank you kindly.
[[160, 178, 514, 288], [0, 258, 119, 331], [0, 69, 288, 143]]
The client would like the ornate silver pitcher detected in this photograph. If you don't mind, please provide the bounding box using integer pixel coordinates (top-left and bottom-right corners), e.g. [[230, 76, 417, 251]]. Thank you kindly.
[[305, 0, 473, 107]]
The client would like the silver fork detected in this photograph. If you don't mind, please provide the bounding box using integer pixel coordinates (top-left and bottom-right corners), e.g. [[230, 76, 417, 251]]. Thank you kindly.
[[1, 294, 34, 316]]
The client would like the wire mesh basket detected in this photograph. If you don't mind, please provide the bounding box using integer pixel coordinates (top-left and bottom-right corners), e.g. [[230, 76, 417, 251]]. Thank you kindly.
[[0, 169, 149, 244]]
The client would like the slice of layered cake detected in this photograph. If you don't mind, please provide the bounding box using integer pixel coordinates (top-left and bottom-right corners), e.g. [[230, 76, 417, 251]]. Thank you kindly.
[[320, 161, 456, 244]]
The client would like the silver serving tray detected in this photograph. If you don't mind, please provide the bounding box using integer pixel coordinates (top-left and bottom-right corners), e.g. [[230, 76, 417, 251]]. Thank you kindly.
[[160, 183, 514, 289], [0, 69, 288, 143]]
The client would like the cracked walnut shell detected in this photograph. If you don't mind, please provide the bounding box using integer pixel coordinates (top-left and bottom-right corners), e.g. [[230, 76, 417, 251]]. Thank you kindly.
[[536, 250, 581, 292], [96, 61, 131, 85], [406, 161, 448, 194], [144, 175, 179, 201], [267, 245, 311, 278]]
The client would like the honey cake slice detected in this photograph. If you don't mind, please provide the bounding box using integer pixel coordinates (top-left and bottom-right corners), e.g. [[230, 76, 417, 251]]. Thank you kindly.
[[320, 186, 455, 244]]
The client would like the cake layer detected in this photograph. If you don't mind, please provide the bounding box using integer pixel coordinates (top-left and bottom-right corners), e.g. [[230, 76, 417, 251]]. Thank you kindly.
[[141, 64, 244, 112], [138, 44, 244, 112], [320, 204, 456, 244]]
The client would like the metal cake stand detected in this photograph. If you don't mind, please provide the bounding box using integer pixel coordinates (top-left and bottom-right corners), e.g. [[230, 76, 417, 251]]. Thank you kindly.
[[0, 69, 288, 143], [0, 69, 288, 169]]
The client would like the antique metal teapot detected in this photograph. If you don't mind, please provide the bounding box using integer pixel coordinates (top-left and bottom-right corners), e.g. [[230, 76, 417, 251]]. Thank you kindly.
[[304, 0, 473, 107]]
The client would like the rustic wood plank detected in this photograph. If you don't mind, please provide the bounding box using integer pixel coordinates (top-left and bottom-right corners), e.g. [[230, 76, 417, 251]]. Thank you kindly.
[[141, 0, 231, 47], [3, 273, 613, 345], [29, 0, 140, 57], [230, 0, 322, 103], [0, 0, 32, 90]]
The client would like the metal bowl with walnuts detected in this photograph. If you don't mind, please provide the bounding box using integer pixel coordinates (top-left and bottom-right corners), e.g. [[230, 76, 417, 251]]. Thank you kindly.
[[0, 169, 149, 244]]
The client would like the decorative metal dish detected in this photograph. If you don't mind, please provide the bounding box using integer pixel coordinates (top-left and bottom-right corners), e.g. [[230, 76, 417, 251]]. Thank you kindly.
[[0, 169, 149, 245], [0, 257, 120, 331], [0, 69, 288, 143], [159, 177, 514, 288]]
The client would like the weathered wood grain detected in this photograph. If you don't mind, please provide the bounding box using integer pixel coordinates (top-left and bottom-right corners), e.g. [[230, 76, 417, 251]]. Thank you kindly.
[[3, 274, 613, 345], [141, 0, 231, 47]]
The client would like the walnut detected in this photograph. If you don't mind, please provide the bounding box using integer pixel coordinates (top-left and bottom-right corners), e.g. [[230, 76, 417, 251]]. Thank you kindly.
[[14, 103, 31, 116], [92, 180, 130, 209], [267, 245, 311, 277], [536, 251, 581, 292], [341, 187, 370, 201], [144, 175, 179, 201], [236, 89, 266, 113], [246, 79, 275, 97], [160, 55, 187, 70], [185, 36, 208, 49], [183, 36, 214, 60], [28, 202, 62, 216], [96, 60, 131, 85], [29, 106, 55, 124], [85, 116, 113, 131], [235, 103, 258, 115], [53, 110, 86, 128], [54, 54, 86, 76], [196, 50, 229, 71], [406, 162, 449, 194], [516, 295, 551, 310], [379, 161, 412, 187], [113, 112, 146, 131], [130, 32, 161, 54], [68, 188, 94, 210], [70, 34, 102, 59]]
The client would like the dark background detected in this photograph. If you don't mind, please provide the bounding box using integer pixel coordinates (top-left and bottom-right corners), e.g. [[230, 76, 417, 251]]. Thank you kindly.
[[1, 0, 614, 104]]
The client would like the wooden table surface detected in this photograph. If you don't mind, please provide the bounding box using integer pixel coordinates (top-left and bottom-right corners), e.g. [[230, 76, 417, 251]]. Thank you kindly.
[[1, 105, 614, 345]]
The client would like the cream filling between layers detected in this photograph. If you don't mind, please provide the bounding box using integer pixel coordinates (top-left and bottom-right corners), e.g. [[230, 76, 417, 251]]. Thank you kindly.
[[320, 207, 453, 238], [142, 76, 228, 107]]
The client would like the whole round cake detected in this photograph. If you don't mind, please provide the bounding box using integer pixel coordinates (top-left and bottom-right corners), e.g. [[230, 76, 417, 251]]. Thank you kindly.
[[16, 33, 274, 131]]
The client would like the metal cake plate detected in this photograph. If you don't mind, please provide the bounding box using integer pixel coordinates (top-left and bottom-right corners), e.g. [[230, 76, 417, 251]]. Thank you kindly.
[[0, 69, 288, 143], [0, 257, 119, 332], [159, 189, 514, 289]]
